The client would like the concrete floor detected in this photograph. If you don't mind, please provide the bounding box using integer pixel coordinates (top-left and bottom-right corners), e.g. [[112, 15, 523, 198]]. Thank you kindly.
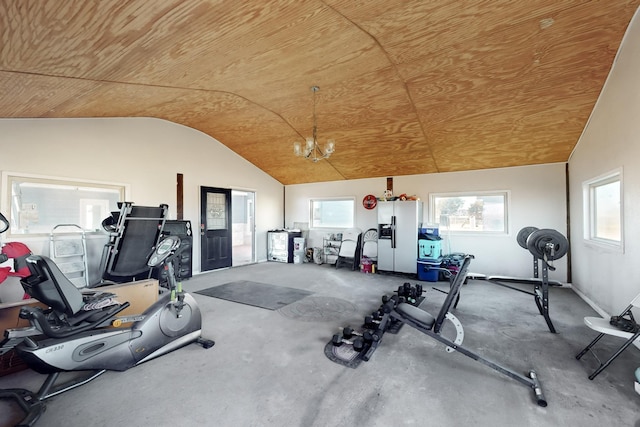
[[1, 260, 639, 426]]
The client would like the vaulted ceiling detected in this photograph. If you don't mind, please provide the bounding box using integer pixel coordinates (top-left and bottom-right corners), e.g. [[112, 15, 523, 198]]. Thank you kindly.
[[1, 1, 638, 185]]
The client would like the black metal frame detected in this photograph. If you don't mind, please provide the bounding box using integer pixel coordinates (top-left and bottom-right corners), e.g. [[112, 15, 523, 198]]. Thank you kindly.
[[0, 370, 107, 427], [485, 239, 565, 333], [390, 255, 548, 407], [486, 268, 560, 333], [96, 202, 168, 285]]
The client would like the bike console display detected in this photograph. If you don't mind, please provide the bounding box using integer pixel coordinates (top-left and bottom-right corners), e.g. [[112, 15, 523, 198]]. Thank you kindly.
[[148, 235, 181, 268]]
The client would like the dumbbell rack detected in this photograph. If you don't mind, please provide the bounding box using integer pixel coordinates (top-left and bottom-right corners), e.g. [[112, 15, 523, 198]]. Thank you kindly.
[[325, 283, 425, 367]]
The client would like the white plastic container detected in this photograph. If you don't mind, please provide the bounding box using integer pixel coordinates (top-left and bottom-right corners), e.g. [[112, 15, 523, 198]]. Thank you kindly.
[[293, 238, 305, 264]]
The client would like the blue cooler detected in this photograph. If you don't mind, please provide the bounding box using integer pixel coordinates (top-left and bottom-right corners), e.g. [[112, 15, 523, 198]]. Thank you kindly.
[[418, 239, 442, 259], [417, 258, 440, 282]]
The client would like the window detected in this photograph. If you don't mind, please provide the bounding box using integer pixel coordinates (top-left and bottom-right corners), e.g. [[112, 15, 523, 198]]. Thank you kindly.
[[583, 169, 622, 247], [310, 198, 355, 228], [430, 191, 508, 233], [2, 172, 127, 236]]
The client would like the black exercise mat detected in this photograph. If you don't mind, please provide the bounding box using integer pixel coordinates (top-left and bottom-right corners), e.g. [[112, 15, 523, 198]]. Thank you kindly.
[[195, 281, 313, 310]]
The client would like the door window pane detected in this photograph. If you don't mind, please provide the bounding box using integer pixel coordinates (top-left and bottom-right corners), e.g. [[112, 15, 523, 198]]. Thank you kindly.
[[206, 193, 227, 230]]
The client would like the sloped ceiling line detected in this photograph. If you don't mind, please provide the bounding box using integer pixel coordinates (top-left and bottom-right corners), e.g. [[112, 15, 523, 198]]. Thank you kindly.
[[322, 1, 440, 174]]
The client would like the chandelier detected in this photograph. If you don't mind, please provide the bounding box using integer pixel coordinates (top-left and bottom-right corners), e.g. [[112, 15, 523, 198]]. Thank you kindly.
[[293, 86, 335, 162]]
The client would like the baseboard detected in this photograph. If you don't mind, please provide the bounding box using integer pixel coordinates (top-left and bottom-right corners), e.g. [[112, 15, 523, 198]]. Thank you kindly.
[[572, 287, 609, 318]]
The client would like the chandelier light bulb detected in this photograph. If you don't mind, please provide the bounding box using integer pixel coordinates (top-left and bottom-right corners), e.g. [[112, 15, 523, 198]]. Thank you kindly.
[[293, 141, 302, 156], [325, 139, 335, 154]]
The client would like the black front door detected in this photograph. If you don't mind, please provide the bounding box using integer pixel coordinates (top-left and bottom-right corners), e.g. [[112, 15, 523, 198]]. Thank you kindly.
[[200, 186, 232, 271]]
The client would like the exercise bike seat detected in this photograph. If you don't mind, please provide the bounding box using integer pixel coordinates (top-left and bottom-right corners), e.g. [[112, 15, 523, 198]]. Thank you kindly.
[[19, 256, 130, 338], [394, 303, 436, 330], [21, 255, 85, 316]]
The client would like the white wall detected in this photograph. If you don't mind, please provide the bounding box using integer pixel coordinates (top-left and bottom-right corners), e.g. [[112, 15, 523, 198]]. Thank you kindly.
[[0, 117, 284, 275], [285, 162, 568, 279], [569, 8, 640, 315]]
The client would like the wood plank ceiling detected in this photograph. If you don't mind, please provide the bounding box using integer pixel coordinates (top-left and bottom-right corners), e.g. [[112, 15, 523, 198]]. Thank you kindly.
[[1, 1, 638, 185]]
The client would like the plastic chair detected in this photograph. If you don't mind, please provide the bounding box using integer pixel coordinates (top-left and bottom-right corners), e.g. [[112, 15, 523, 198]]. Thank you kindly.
[[576, 292, 640, 380], [335, 228, 362, 270], [361, 228, 378, 264]]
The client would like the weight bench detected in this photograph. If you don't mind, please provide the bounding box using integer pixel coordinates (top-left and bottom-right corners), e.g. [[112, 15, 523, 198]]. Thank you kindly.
[[387, 254, 548, 407]]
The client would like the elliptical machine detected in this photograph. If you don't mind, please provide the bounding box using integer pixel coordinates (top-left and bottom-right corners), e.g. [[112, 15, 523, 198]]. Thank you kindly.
[[0, 211, 214, 426]]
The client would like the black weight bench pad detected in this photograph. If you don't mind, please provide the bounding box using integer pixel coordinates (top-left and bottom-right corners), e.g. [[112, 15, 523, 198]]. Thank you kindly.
[[395, 303, 436, 330]]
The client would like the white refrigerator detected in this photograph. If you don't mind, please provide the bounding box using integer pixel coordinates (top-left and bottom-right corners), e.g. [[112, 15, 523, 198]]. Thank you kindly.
[[377, 200, 423, 274]]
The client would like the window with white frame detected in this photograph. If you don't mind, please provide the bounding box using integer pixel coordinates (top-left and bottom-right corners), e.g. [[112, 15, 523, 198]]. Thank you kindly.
[[583, 169, 622, 247], [310, 198, 355, 228], [3, 172, 126, 236], [430, 191, 509, 233]]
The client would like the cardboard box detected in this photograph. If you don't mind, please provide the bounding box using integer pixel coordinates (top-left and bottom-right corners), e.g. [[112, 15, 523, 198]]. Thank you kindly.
[[82, 279, 159, 317]]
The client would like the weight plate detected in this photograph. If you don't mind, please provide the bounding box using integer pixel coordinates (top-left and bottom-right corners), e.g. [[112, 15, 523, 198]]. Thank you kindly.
[[516, 226, 539, 249], [526, 229, 568, 260]]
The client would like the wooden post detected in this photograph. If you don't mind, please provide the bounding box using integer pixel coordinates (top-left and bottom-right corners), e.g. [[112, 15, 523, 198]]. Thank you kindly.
[[177, 173, 184, 220]]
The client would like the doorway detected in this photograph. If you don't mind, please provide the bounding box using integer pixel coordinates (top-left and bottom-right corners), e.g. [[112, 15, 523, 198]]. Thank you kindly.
[[232, 190, 255, 266], [200, 186, 232, 271]]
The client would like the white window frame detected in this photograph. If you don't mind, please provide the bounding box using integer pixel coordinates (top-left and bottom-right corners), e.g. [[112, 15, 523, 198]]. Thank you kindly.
[[582, 168, 623, 251], [429, 190, 510, 234], [2, 171, 129, 238], [310, 197, 355, 229]]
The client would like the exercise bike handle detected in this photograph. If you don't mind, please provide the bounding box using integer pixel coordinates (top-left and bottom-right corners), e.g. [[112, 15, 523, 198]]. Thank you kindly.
[[19, 302, 131, 339]]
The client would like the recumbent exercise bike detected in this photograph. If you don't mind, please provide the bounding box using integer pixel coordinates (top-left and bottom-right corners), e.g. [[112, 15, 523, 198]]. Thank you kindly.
[[0, 211, 214, 426]]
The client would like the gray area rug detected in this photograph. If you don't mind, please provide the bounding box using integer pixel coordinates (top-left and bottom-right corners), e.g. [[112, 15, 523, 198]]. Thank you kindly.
[[195, 280, 313, 310]]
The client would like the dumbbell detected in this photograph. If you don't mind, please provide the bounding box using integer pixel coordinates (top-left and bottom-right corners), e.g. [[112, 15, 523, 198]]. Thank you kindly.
[[414, 284, 424, 297], [382, 294, 403, 306], [395, 282, 412, 297], [371, 310, 384, 320], [332, 334, 366, 352], [369, 308, 385, 319], [364, 314, 383, 329], [362, 330, 381, 344], [403, 282, 412, 294], [408, 284, 425, 299], [342, 326, 364, 339], [344, 327, 380, 346], [332, 333, 355, 347]]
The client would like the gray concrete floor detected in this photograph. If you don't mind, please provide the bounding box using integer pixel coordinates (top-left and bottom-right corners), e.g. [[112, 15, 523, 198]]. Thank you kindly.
[[1, 261, 639, 426]]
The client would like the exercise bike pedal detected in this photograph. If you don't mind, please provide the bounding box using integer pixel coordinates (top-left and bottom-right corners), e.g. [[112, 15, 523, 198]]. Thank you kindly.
[[197, 337, 215, 349]]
